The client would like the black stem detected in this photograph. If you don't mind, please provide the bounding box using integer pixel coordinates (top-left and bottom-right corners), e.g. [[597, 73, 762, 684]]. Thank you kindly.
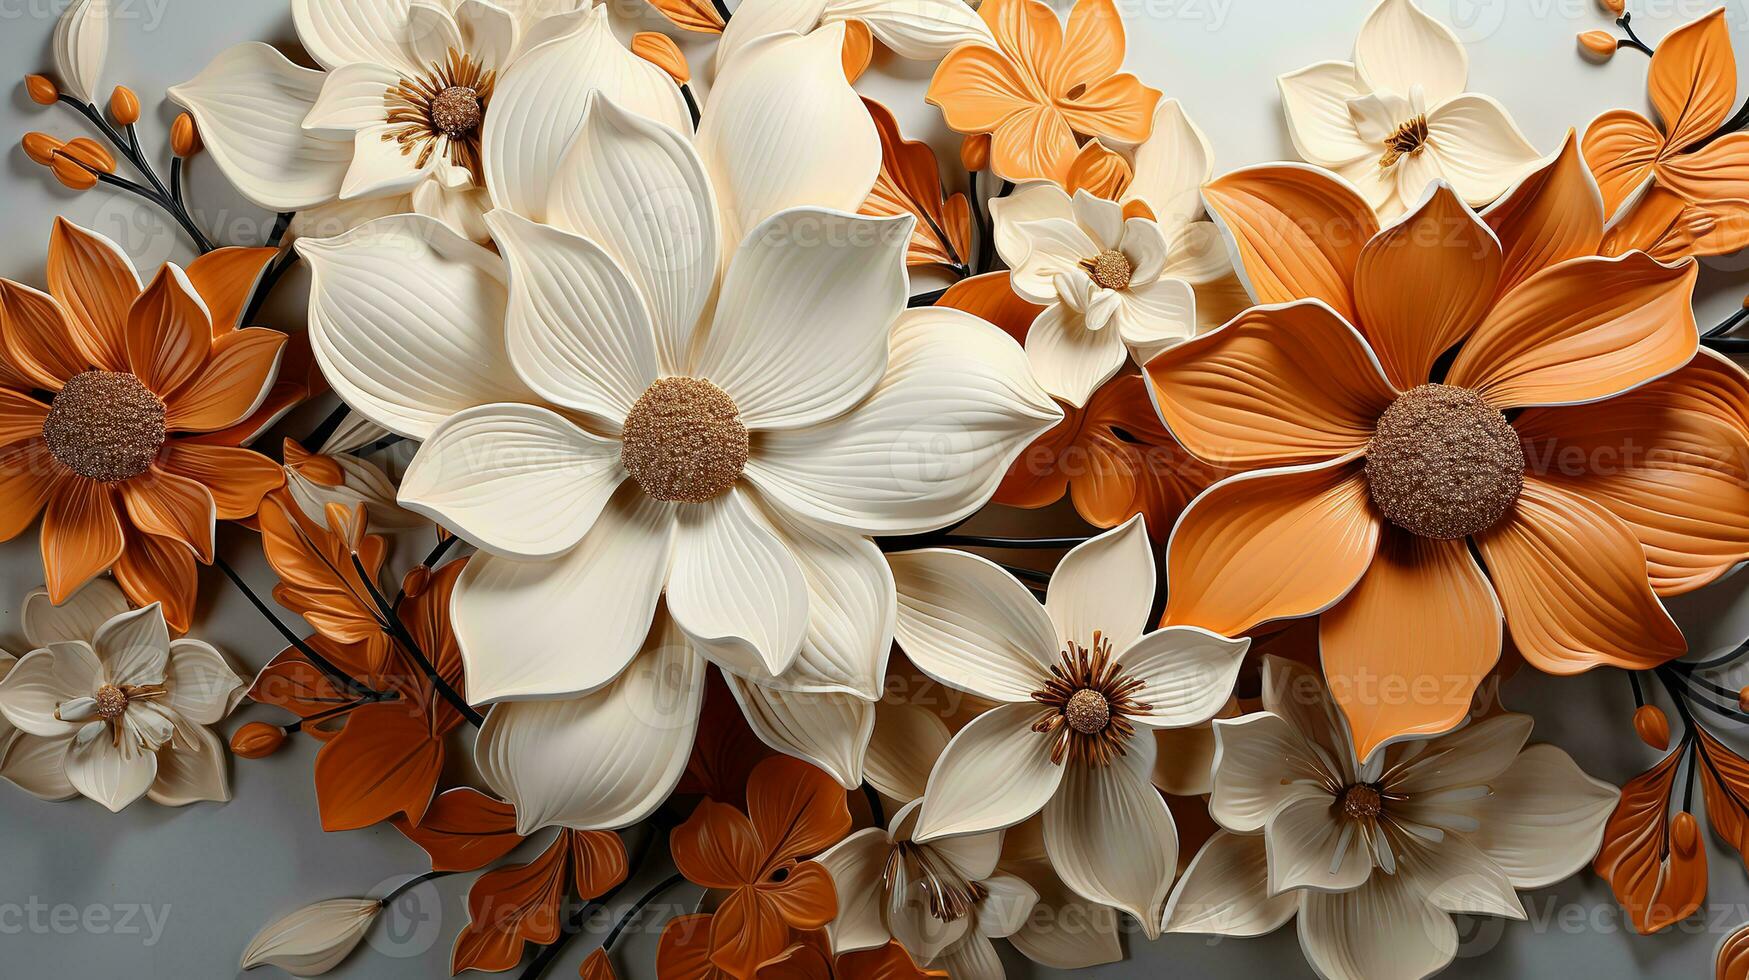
[[944, 534, 1091, 550], [1629, 669, 1647, 709], [392, 534, 462, 616], [380, 870, 452, 907], [1703, 336, 1749, 353], [214, 555, 378, 698], [238, 248, 300, 330], [301, 402, 354, 454], [682, 84, 702, 129], [57, 97, 216, 251], [1617, 15, 1655, 57], [283, 691, 398, 733], [908, 286, 951, 308], [999, 563, 1052, 588], [267, 212, 294, 249], [602, 873, 688, 951], [969, 170, 994, 276], [1695, 100, 1749, 151], [862, 783, 885, 828], [351, 554, 484, 727], [1682, 635, 1749, 673], [1706, 307, 1749, 339], [1683, 732, 1699, 810], [169, 157, 187, 207], [711, 0, 732, 22]]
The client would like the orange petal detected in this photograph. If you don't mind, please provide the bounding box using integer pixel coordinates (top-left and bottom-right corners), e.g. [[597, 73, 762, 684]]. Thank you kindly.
[[157, 441, 284, 520], [994, 405, 1079, 509], [1475, 476, 1685, 674], [926, 42, 1038, 136], [1065, 139, 1134, 200], [711, 888, 793, 980], [980, 0, 1064, 75], [1201, 165, 1378, 322], [313, 700, 445, 829], [673, 799, 764, 888], [1145, 301, 1397, 469], [1446, 252, 1698, 408], [1057, 73, 1160, 145], [119, 466, 216, 562], [1516, 349, 1749, 596], [1656, 131, 1749, 205], [840, 19, 872, 84], [1319, 530, 1503, 762], [164, 327, 287, 432], [988, 105, 1079, 184], [762, 862, 837, 929], [47, 218, 139, 371], [1599, 184, 1706, 262], [0, 389, 49, 448], [1162, 455, 1380, 636], [1073, 374, 1229, 539], [0, 442, 64, 540], [1648, 8, 1736, 150], [936, 272, 1044, 345], [1354, 184, 1500, 389], [570, 829, 630, 899], [113, 526, 198, 632], [126, 265, 212, 397], [657, 915, 720, 980], [1483, 132, 1604, 295], [0, 281, 90, 388], [41, 476, 124, 602], [1050, 0, 1124, 94], [1581, 110, 1664, 218], [185, 246, 276, 333], [746, 755, 851, 868]]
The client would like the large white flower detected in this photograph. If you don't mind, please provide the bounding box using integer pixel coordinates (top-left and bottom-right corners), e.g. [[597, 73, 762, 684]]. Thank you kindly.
[[1163, 656, 1619, 980], [0, 581, 244, 812], [169, 2, 685, 239], [890, 517, 1250, 936], [1277, 0, 1539, 218], [715, 0, 992, 67]]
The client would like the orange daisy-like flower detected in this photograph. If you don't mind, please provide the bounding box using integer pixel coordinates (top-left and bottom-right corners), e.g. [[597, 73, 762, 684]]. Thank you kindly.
[[928, 0, 1160, 184], [1147, 137, 1749, 761], [1583, 10, 1749, 258], [0, 220, 289, 629]]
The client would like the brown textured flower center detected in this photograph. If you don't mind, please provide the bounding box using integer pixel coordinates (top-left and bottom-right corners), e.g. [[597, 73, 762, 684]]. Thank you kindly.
[[1081, 249, 1133, 290], [1031, 633, 1152, 768], [1365, 384, 1523, 540], [42, 370, 166, 482], [93, 684, 128, 719], [430, 85, 483, 137], [1064, 689, 1111, 734], [1340, 783, 1383, 821], [620, 377, 749, 503], [1379, 115, 1429, 168], [384, 50, 496, 183]]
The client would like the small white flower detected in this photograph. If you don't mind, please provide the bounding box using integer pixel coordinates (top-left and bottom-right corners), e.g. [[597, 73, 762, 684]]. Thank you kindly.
[[241, 898, 381, 977]]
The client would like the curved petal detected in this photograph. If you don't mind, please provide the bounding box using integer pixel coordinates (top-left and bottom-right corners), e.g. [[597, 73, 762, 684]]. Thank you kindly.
[[1581, 110, 1665, 219], [155, 443, 284, 521], [864, 703, 951, 808], [162, 328, 286, 433], [1, 732, 77, 801], [750, 505, 895, 699], [746, 306, 1061, 535], [1319, 531, 1503, 762], [816, 828, 893, 954], [22, 579, 127, 648], [162, 638, 242, 726], [0, 645, 99, 738], [167, 43, 352, 212], [66, 721, 156, 812], [1468, 742, 1618, 889], [454, 484, 675, 703], [148, 721, 232, 806], [913, 702, 1064, 843], [1025, 302, 1127, 410], [1124, 100, 1215, 227], [1164, 830, 1298, 937], [1655, 132, 1749, 204], [0, 281, 87, 389], [47, 218, 139, 372], [113, 528, 198, 634], [52, 0, 107, 103], [723, 676, 873, 789], [1045, 516, 1154, 653], [291, 0, 416, 73], [1163, 456, 1380, 637], [1424, 95, 1541, 206], [1475, 476, 1685, 674], [1200, 164, 1379, 321], [118, 468, 216, 563], [1043, 739, 1176, 938], [475, 614, 704, 833], [666, 488, 809, 679], [1208, 713, 1327, 833], [1446, 252, 1698, 409], [889, 548, 1057, 703], [1277, 61, 1373, 167], [1266, 793, 1372, 894], [1147, 300, 1395, 470], [695, 209, 908, 430], [1481, 132, 1606, 295], [42, 478, 125, 604], [0, 443, 64, 542], [992, 183, 1076, 273], [1354, 0, 1467, 104], [91, 602, 169, 687], [1298, 869, 1457, 980], [1389, 713, 1533, 798], [297, 213, 529, 439], [1648, 9, 1736, 150], [302, 62, 397, 137], [1115, 627, 1250, 729]]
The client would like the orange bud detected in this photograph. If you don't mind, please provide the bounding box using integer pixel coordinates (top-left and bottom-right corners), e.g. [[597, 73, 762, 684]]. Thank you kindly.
[[109, 85, 140, 126], [50, 154, 97, 190], [1600, 0, 1625, 14], [961, 133, 992, 173], [1633, 704, 1670, 750], [21, 132, 63, 167], [632, 31, 689, 85], [25, 74, 58, 106], [400, 564, 432, 600], [57, 136, 115, 174], [1672, 810, 1700, 855], [231, 722, 288, 759], [1578, 30, 1617, 58], [1739, 685, 1749, 713], [171, 112, 201, 157]]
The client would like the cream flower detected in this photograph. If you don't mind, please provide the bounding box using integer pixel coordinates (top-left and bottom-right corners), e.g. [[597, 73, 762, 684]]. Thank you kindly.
[[1164, 657, 1619, 980], [716, 0, 993, 68], [890, 517, 1250, 936], [169, 2, 685, 239], [1277, 0, 1539, 218], [0, 580, 243, 812]]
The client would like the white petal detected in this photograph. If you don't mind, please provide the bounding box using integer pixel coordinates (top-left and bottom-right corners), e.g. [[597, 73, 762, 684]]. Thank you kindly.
[[475, 615, 704, 832], [865, 702, 951, 805], [1164, 831, 1298, 937], [1120, 217, 1171, 284], [292, 0, 417, 72], [240, 898, 382, 977], [696, 24, 880, 250], [712, 0, 827, 71], [992, 182, 1075, 271], [406, 1, 465, 67], [1046, 517, 1155, 654], [750, 505, 895, 699], [1026, 303, 1127, 409], [1355, 0, 1468, 105], [399, 404, 625, 559], [23, 579, 127, 648], [289, 194, 417, 243], [1071, 192, 1126, 252], [454, 484, 675, 702], [889, 548, 1057, 703], [747, 306, 1061, 534], [1115, 627, 1250, 729], [1116, 278, 1198, 365], [1043, 738, 1176, 939], [1277, 61, 1374, 167], [975, 873, 1039, 938], [287, 451, 424, 531], [1260, 656, 1357, 782], [1005, 861, 1123, 968], [696, 209, 909, 430], [1124, 100, 1215, 228], [1266, 794, 1373, 894], [148, 722, 232, 806], [1467, 743, 1618, 889], [298, 213, 530, 440], [455, 0, 517, 69], [1154, 721, 1220, 797], [483, 5, 689, 222], [816, 828, 894, 954], [823, 0, 993, 59], [913, 702, 1065, 842], [168, 44, 352, 211], [52, 0, 107, 103], [547, 95, 719, 376], [1209, 713, 1329, 833], [0, 645, 98, 738], [338, 122, 432, 201], [163, 639, 243, 726], [724, 675, 872, 789], [1425, 94, 1542, 206], [1010, 219, 1097, 305], [0, 733, 77, 801], [66, 724, 156, 812], [303, 62, 397, 137], [1389, 713, 1533, 797], [1158, 220, 1231, 284], [666, 488, 808, 678], [1298, 873, 1458, 980], [91, 604, 170, 687], [1397, 829, 1524, 920], [411, 179, 490, 243], [933, 933, 1004, 980]]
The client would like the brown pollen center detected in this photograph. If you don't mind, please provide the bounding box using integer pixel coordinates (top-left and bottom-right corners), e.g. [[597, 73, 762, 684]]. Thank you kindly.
[[1365, 383, 1523, 540], [1081, 249, 1133, 291], [1379, 115, 1430, 168], [1064, 689, 1111, 734], [42, 370, 166, 482], [93, 684, 128, 719], [430, 85, 483, 137], [620, 377, 749, 503], [1340, 783, 1383, 821]]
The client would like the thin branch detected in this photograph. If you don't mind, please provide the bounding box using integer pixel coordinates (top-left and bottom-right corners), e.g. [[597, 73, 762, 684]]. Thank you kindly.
[[351, 554, 484, 727], [1616, 14, 1654, 57], [213, 555, 378, 699]]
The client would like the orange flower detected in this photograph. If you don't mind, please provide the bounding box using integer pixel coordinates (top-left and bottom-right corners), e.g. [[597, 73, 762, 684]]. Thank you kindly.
[[1147, 137, 1749, 760], [658, 920, 943, 980], [0, 220, 288, 628], [1582, 10, 1749, 257], [670, 756, 850, 980], [927, 0, 1160, 183]]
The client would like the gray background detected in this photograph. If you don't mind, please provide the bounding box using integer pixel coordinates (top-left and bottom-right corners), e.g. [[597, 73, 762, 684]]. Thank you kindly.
[[4, 0, 1749, 977]]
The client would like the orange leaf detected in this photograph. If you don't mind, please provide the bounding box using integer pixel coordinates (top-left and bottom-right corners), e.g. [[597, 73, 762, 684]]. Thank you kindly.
[[1593, 747, 1708, 933], [746, 757, 852, 872], [313, 699, 444, 830], [646, 0, 724, 33], [392, 788, 525, 872], [1648, 8, 1737, 151], [581, 948, 617, 980], [834, 942, 948, 980], [860, 98, 973, 273], [395, 556, 469, 731], [452, 833, 574, 974], [259, 497, 392, 673], [1699, 730, 1749, 873], [569, 829, 630, 900], [248, 643, 376, 740]]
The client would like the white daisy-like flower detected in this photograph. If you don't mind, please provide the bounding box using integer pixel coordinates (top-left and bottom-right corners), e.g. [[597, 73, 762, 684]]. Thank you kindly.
[[0, 580, 244, 812], [1277, 0, 1540, 218], [889, 517, 1251, 936], [1164, 656, 1619, 980]]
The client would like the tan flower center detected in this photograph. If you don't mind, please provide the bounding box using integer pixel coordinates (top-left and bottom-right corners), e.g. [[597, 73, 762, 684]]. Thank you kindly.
[[1064, 689, 1111, 734], [1031, 633, 1151, 768], [93, 684, 128, 719], [883, 841, 987, 923], [620, 377, 749, 503], [1365, 384, 1523, 540], [42, 370, 166, 482], [1081, 249, 1133, 290], [429, 85, 483, 137], [384, 50, 496, 183], [1340, 783, 1383, 821], [1379, 115, 1429, 169]]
